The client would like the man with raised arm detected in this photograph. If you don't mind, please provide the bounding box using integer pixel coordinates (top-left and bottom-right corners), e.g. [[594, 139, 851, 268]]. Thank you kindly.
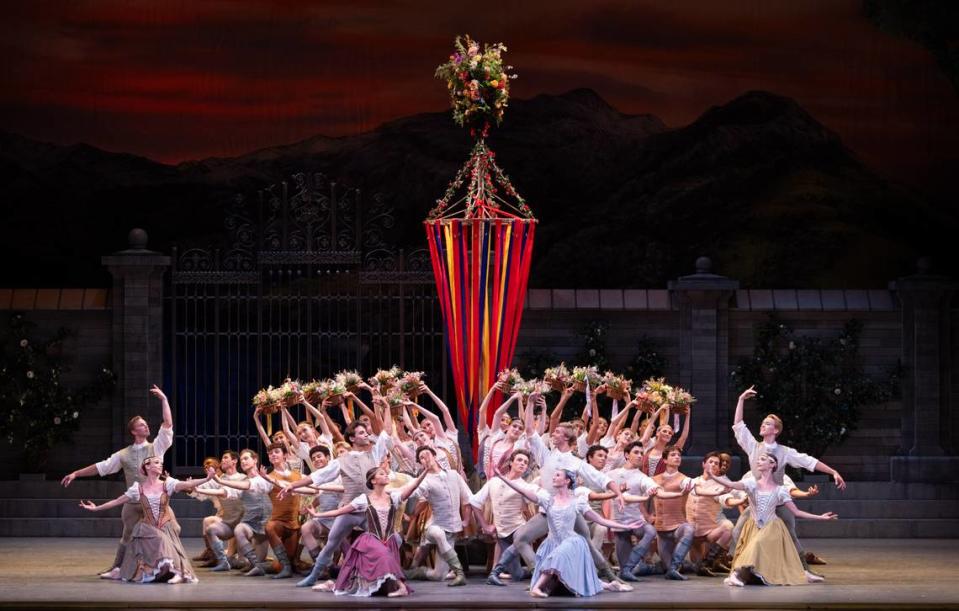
[[60, 385, 174, 576], [731, 385, 846, 576]]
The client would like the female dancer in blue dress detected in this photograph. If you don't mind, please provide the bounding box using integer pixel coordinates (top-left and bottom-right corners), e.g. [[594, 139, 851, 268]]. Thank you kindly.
[[494, 468, 643, 598]]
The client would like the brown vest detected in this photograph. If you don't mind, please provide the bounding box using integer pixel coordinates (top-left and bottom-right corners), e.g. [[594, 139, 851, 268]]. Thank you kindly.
[[269, 469, 301, 528], [653, 471, 690, 531], [138, 483, 173, 530]]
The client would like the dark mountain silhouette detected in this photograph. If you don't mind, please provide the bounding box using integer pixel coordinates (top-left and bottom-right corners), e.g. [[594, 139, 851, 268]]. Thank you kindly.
[[0, 89, 951, 288]]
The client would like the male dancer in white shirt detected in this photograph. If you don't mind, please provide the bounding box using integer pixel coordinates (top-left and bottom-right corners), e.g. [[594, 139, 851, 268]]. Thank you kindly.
[[732, 386, 846, 576], [61, 385, 173, 577]]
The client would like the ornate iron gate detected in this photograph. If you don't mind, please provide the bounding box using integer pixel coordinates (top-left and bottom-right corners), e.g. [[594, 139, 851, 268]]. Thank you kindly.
[[164, 172, 445, 470]]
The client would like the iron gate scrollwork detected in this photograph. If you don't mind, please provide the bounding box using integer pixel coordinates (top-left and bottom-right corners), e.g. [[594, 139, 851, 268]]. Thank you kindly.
[[165, 172, 444, 471]]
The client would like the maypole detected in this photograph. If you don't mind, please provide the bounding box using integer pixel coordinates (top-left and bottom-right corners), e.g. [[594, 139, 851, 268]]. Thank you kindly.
[[426, 36, 536, 457]]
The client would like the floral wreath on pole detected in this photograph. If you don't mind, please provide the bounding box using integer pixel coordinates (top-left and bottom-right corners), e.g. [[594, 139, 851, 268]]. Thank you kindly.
[[429, 35, 533, 221]]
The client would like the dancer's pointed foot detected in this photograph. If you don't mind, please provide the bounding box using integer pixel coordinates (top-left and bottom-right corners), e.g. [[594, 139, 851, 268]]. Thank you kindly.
[[98, 568, 120, 580], [530, 587, 548, 598], [805, 570, 825, 583]]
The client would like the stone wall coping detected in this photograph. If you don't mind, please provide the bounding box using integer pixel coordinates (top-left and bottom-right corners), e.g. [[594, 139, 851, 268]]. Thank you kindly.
[[0, 288, 112, 310], [525, 288, 898, 311], [2, 287, 897, 312]]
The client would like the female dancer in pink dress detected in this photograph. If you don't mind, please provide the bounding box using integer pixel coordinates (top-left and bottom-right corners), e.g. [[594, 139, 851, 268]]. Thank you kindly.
[[308, 465, 427, 597]]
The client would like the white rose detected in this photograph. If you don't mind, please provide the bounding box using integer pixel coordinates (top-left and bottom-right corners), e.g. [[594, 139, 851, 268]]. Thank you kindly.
[[26, 371, 34, 379], [19, 339, 28, 348]]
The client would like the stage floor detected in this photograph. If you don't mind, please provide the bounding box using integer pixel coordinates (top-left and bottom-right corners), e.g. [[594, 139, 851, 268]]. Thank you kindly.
[[0, 538, 956, 609]]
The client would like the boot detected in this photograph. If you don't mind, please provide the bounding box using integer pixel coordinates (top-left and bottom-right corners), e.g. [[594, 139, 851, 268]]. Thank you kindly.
[[698, 543, 724, 577], [296, 555, 329, 587], [598, 565, 623, 584], [665, 536, 693, 581], [271, 545, 293, 579], [620, 537, 655, 582], [208, 538, 231, 572], [228, 555, 246, 570], [240, 545, 266, 577], [805, 551, 827, 565], [442, 549, 467, 586], [487, 546, 517, 586]]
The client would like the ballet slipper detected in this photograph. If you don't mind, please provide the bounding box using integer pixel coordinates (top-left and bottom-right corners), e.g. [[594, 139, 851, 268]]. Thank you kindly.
[[805, 570, 825, 583], [167, 574, 184, 584], [530, 587, 548, 598], [387, 582, 409, 597], [311, 579, 335, 592], [98, 568, 120, 580]]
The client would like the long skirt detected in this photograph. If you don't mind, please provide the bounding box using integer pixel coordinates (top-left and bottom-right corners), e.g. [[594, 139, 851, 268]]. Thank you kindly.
[[119, 521, 196, 583], [334, 532, 410, 597], [531, 534, 602, 597], [731, 516, 806, 586]]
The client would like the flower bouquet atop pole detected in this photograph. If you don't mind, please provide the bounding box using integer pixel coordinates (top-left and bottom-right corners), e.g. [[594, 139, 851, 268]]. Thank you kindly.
[[426, 35, 537, 458]]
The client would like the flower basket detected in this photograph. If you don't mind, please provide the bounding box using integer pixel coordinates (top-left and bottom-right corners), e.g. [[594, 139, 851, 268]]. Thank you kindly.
[[543, 363, 570, 392], [369, 366, 402, 393], [603, 372, 632, 401], [384, 389, 406, 419], [277, 379, 301, 409], [325, 379, 348, 406], [399, 371, 425, 399], [634, 390, 658, 414], [667, 387, 695, 416], [301, 380, 324, 405], [497, 368, 524, 393], [252, 387, 280, 415], [335, 370, 364, 394], [515, 378, 548, 398], [570, 366, 601, 393]]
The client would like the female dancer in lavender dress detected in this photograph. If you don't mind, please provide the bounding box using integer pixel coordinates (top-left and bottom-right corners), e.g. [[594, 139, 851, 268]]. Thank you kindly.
[[308, 465, 427, 597], [495, 468, 642, 598]]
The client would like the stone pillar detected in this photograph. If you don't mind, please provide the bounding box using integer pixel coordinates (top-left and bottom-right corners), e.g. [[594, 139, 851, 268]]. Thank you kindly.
[[102, 229, 170, 449], [668, 257, 739, 454], [890, 258, 958, 481]]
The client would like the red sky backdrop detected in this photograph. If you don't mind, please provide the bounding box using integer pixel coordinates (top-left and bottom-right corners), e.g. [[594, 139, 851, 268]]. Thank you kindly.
[[1, 1, 956, 200]]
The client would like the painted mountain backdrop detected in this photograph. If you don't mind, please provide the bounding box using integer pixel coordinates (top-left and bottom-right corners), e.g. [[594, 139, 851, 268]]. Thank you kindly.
[[2, 89, 952, 288]]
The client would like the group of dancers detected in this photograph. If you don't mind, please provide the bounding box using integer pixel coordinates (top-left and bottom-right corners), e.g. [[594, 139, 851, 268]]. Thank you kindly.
[[61, 377, 847, 597]]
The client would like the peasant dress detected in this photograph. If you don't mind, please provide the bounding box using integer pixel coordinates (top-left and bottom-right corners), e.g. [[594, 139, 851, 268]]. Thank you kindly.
[[731, 480, 807, 585], [118, 478, 197, 583], [529, 490, 603, 597], [333, 491, 411, 597]]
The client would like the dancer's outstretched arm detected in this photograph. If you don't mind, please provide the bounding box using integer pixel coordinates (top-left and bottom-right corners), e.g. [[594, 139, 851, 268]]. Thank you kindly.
[[783, 501, 838, 521]]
